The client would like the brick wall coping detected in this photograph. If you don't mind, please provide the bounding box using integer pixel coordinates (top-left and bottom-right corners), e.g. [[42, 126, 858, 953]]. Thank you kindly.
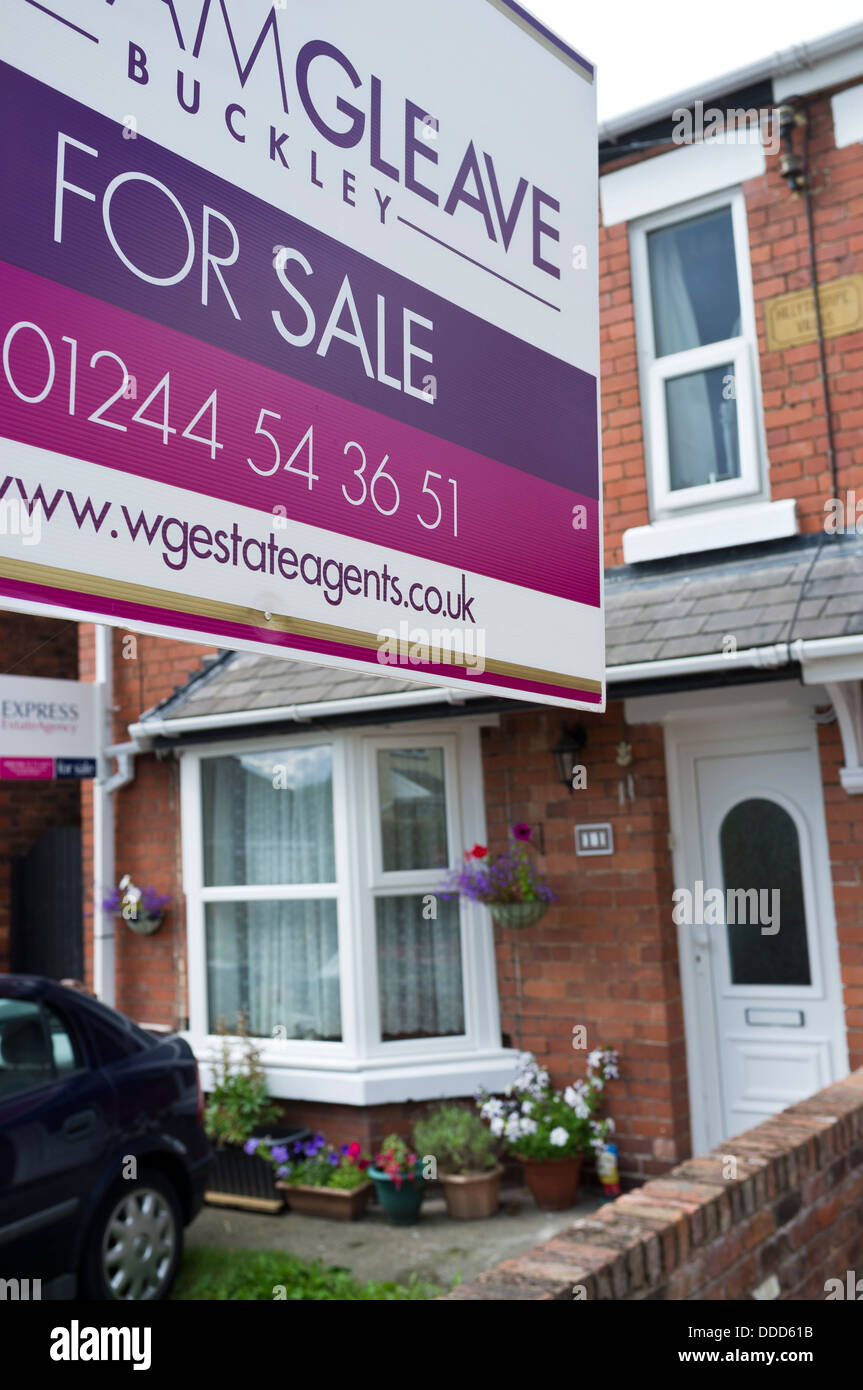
[[440, 1069, 863, 1300]]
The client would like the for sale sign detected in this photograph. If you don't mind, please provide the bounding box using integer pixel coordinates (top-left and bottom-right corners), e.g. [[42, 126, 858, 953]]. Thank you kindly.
[[0, 674, 99, 778], [0, 1, 602, 709]]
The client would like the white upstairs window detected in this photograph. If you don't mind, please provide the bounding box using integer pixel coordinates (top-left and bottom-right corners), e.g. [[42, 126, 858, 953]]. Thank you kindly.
[[631, 189, 764, 518]]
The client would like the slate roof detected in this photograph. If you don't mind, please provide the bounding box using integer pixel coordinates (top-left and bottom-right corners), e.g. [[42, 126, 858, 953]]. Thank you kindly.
[[605, 533, 863, 667], [140, 535, 863, 726]]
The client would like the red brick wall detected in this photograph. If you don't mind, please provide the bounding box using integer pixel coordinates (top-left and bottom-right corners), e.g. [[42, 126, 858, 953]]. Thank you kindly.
[[443, 1068, 863, 1301], [78, 623, 217, 1015], [0, 613, 81, 971], [600, 88, 863, 567], [482, 702, 688, 1182], [818, 717, 863, 1073]]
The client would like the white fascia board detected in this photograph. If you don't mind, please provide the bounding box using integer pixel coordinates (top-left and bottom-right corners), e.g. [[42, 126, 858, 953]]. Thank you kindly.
[[600, 136, 766, 228], [775, 45, 863, 101], [832, 83, 863, 148], [622, 499, 798, 564]]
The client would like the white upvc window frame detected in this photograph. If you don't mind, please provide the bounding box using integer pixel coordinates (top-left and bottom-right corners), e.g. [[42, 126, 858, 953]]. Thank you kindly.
[[630, 187, 766, 519], [180, 717, 514, 1104]]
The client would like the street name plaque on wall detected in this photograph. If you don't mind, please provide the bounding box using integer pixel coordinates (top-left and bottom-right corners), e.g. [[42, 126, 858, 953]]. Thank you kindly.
[[0, 1, 604, 711], [764, 274, 863, 352]]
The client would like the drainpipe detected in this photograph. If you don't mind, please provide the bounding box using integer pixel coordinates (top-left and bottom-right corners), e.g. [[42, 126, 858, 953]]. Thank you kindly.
[[91, 629, 137, 1006]]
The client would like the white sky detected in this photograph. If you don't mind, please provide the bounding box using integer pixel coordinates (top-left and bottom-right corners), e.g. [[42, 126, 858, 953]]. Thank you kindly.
[[527, 0, 863, 123]]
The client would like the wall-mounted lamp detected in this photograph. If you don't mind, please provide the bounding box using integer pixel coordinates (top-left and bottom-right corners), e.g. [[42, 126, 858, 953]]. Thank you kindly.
[[552, 724, 587, 793], [776, 102, 808, 194]]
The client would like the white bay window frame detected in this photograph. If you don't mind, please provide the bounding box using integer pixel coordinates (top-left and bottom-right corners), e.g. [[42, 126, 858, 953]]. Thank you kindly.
[[180, 717, 515, 1104]]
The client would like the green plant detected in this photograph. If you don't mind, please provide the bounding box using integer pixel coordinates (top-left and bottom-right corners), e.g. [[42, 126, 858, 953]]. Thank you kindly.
[[413, 1103, 499, 1175], [373, 1133, 420, 1187], [203, 1013, 280, 1148], [170, 1248, 444, 1301], [477, 1049, 620, 1161]]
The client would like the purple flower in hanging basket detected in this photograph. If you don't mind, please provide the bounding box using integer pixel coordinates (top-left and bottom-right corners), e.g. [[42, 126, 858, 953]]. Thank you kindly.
[[243, 1138, 259, 1155], [270, 1145, 288, 1164], [512, 823, 532, 841]]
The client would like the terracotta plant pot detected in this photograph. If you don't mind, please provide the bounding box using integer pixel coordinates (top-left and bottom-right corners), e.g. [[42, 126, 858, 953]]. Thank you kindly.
[[277, 1180, 373, 1221], [518, 1154, 583, 1211], [440, 1165, 503, 1220], [490, 901, 548, 929]]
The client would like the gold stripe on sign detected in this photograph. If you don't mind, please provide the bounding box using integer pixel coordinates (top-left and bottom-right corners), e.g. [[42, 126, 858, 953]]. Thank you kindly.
[[0, 557, 603, 695]]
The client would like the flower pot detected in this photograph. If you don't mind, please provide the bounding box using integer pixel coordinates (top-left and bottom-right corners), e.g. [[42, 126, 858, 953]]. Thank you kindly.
[[368, 1164, 427, 1225], [277, 1180, 373, 1221], [440, 1165, 503, 1220], [490, 901, 548, 929], [207, 1127, 309, 1211], [518, 1154, 583, 1211]]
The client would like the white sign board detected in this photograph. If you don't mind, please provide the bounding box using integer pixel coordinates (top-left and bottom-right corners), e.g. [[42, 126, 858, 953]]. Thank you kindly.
[[0, 674, 99, 778], [0, 0, 602, 710]]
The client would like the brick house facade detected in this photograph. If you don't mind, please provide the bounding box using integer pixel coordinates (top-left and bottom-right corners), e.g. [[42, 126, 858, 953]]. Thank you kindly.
[[4, 27, 863, 1183]]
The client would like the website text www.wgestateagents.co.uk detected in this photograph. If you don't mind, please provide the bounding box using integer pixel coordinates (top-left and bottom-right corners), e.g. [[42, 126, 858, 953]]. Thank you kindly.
[[0, 474, 478, 624]]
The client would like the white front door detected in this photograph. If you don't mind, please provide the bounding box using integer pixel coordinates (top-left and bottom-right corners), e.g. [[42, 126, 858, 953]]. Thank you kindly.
[[669, 714, 848, 1152]]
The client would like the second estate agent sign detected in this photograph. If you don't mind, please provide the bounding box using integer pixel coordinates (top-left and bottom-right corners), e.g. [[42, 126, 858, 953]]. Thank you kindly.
[[0, 0, 603, 710]]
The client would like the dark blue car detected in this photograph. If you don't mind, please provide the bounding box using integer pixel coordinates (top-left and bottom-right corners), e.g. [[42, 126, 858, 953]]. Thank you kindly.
[[0, 975, 211, 1300]]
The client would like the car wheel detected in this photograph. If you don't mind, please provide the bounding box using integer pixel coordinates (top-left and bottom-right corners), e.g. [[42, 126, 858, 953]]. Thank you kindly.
[[81, 1170, 183, 1301]]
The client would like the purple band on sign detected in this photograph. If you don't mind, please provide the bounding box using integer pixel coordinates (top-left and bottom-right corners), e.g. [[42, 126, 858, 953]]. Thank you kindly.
[[0, 61, 598, 499]]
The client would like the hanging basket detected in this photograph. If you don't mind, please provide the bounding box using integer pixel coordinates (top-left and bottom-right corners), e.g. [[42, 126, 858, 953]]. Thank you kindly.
[[489, 900, 548, 930], [122, 911, 164, 937]]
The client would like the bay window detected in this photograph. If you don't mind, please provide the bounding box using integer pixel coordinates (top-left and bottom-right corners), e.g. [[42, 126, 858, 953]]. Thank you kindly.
[[181, 720, 513, 1103]]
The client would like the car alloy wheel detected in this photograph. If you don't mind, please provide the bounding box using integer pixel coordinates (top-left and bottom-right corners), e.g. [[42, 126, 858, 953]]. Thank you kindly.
[[101, 1186, 178, 1300]]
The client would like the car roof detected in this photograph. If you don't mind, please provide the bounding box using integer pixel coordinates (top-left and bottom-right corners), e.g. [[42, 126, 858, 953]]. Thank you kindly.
[[0, 974, 157, 1048]]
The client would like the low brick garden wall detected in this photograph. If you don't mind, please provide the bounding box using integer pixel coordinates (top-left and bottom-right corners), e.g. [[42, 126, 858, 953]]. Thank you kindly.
[[442, 1070, 863, 1301]]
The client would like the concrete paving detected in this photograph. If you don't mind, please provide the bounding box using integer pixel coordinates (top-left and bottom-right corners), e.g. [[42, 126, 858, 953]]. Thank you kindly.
[[186, 1184, 605, 1289]]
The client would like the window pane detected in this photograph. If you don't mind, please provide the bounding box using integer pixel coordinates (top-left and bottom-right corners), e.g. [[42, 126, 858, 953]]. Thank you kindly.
[[648, 208, 741, 356], [0, 999, 54, 1097], [666, 365, 740, 491], [44, 1006, 81, 1076], [720, 798, 812, 987], [206, 900, 341, 1040], [375, 895, 464, 1040], [377, 748, 449, 872], [202, 746, 334, 886]]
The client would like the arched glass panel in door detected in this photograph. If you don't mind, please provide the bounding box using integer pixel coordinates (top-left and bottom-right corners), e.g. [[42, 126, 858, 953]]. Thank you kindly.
[[719, 797, 812, 987]]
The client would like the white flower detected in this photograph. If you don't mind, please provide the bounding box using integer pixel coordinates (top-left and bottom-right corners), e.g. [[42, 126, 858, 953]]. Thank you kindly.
[[521, 1099, 534, 1115], [564, 1084, 591, 1119], [549, 1126, 569, 1147], [519, 1117, 538, 1136], [605, 1117, 615, 1135], [504, 1114, 522, 1142], [481, 1099, 504, 1122], [489, 1117, 505, 1137], [587, 1049, 604, 1071]]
